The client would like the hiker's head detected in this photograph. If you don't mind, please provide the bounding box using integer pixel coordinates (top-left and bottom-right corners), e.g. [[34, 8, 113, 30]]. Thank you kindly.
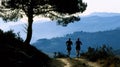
[[68, 38, 71, 41], [77, 38, 80, 41]]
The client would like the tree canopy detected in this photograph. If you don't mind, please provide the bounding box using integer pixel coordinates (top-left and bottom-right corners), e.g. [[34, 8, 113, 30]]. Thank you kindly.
[[0, 0, 87, 44]]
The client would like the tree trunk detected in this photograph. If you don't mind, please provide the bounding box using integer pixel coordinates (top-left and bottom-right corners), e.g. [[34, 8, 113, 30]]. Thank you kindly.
[[24, 6, 33, 45], [24, 17, 33, 45]]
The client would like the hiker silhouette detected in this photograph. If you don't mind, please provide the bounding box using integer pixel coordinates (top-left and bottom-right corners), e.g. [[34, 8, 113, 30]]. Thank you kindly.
[[66, 38, 73, 57], [75, 38, 82, 57]]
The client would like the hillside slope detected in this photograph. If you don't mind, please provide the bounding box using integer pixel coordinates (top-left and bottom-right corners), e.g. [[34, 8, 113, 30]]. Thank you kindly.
[[0, 30, 50, 67]]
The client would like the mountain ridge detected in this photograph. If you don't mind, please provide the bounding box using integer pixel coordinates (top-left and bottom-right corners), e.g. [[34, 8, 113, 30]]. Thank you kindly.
[[86, 12, 120, 17], [33, 28, 120, 57]]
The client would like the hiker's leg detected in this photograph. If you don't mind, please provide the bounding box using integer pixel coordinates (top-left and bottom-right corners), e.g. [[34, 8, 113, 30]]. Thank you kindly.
[[68, 50, 70, 57], [78, 50, 80, 57], [76, 50, 79, 57], [67, 48, 69, 57], [76, 50, 78, 57]]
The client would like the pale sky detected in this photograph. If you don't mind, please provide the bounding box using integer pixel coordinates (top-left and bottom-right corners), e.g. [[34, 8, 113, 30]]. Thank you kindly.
[[0, 0, 120, 22], [0, 0, 120, 15], [82, 0, 120, 15]]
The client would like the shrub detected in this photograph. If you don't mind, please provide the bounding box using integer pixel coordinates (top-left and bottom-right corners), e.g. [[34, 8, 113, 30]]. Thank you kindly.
[[81, 44, 114, 61], [0, 29, 23, 46]]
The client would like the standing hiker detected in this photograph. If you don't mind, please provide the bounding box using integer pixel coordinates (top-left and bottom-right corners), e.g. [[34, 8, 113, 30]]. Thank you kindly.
[[66, 38, 73, 57], [75, 38, 82, 57]]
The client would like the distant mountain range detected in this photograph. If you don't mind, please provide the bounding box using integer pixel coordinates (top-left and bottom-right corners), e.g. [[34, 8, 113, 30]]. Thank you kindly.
[[88, 12, 120, 17], [29, 12, 120, 43], [33, 28, 120, 57], [2, 12, 120, 43]]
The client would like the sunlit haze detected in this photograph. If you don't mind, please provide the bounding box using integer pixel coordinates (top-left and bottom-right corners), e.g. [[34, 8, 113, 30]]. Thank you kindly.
[[82, 0, 120, 15]]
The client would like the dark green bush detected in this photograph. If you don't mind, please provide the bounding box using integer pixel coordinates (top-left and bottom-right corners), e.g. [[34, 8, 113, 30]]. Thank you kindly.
[[81, 44, 114, 61]]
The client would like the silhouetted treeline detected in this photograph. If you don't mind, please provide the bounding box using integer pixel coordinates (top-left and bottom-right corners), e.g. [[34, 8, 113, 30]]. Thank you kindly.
[[0, 29, 50, 67]]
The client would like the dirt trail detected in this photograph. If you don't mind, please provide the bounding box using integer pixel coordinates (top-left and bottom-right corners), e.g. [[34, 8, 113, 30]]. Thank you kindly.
[[57, 58, 101, 67], [75, 58, 101, 67], [57, 58, 72, 67]]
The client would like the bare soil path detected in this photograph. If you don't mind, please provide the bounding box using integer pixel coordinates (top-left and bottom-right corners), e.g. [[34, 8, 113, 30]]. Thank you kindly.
[[57, 58, 72, 67], [75, 58, 101, 67], [57, 58, 101, 67]]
